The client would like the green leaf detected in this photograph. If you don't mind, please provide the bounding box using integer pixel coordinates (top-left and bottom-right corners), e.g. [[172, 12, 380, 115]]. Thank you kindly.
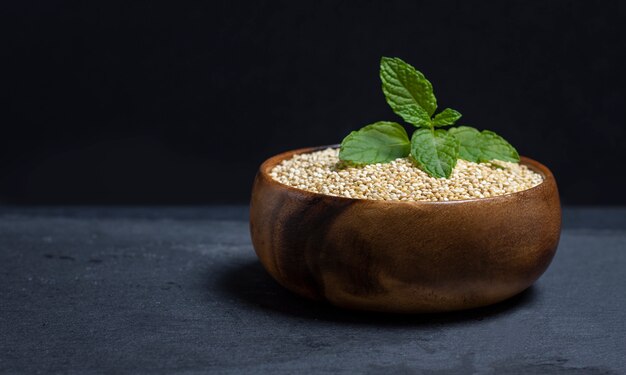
[[339, 121, 411, 164], [449, 127, 520, 163], [432, 108, 462, 127], [479, 130, 520, 162], [410, 129, 459, 178], [392, 102, 432, 128], [448, 126, 483, 162], [380, 57, 437, 127]]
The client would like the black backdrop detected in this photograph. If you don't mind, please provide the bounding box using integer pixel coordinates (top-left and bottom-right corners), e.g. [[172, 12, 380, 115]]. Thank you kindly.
[[2, 1, 625, 204]]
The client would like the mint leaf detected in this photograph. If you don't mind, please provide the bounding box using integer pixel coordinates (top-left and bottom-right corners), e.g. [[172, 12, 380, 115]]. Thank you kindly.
[[450, 127, 520, 163], [410, 129, 459, 178], [479, 130, 520, 162], [432, 108, 462, 127], [449, 126, 482, 162], [380, 57, 437, 127], [339, 121, 411, 164], [393, 102, 432, 128]]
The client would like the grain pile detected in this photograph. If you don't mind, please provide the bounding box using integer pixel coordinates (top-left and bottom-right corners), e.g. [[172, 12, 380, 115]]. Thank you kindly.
[[269, 148, 543, 201]]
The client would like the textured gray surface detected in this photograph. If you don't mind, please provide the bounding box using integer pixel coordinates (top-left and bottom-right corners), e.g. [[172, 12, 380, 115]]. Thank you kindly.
[[0, 206, 625, 374]]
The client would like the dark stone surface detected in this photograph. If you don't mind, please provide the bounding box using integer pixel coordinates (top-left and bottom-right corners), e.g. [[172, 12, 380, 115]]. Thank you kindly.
[[0, 206, 625, 374]]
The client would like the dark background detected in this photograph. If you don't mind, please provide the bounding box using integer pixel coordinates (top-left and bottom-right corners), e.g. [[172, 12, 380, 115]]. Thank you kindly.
[[2, 1, 625, 205]]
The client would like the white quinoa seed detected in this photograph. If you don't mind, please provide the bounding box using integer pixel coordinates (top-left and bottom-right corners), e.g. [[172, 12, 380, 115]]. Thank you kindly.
[[269, 148, 544, 202]]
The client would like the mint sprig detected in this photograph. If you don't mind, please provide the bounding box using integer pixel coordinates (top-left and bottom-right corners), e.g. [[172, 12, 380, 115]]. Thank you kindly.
[[339, 57, 520, 178]]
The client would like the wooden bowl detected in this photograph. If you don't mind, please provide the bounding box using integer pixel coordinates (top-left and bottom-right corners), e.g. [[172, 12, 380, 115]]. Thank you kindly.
[[250, 146, 561, 313]]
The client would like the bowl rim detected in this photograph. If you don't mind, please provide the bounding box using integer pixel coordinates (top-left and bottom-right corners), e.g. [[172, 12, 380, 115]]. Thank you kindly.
[[257, 144, 557, 205]]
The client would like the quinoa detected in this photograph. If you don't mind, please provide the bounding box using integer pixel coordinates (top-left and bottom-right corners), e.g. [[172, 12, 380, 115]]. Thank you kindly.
[[269, 148, 544, 202]]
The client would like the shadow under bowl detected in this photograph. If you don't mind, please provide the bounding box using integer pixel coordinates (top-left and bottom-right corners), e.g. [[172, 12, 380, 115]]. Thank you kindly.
[[249, 146, 561, 313]]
